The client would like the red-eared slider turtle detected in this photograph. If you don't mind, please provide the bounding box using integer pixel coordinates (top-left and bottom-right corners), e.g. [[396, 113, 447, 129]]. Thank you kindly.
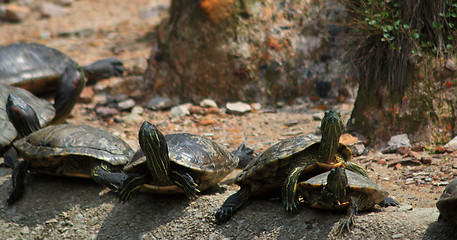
[[436, 178, 457, 225], [0, 67, 84, 154], [5, 94, 134, 204], [118, 121, 254, 202], [299, 167, 397, 235], [0, 43, 124, 94], [215, 110, 368, 223]]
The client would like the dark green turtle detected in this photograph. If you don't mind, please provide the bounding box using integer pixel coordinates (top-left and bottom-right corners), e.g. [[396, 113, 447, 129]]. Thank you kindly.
[[215, 110, 368, 223], [299, 167, 397, 235], [5, 94, 134, 205], [436, 178, 457, 225], [0, 43, 124, 94], [118, 121, 254, 202], [0, 65, 84, 154]]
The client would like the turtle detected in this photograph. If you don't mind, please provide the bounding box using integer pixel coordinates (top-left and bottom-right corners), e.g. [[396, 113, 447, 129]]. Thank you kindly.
[[436, 178, 457, 225], [0, 43, 124, 95], [0, 65, 84, 154], [4, 94, 134, 205], [214, 110, 368, 223], [118, 121, 254, 202], [298, 167, 397, 235]]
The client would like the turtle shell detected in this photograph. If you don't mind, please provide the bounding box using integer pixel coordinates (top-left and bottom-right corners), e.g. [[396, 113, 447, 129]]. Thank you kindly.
[[0, 84, 55, 152], [299, 169, 387, 211], [436, 178, 457, 225], [123, 133, 239, 194], [233, 134, 351, 197], [0, 43, 76, 95], [13, 124, 133, 178]]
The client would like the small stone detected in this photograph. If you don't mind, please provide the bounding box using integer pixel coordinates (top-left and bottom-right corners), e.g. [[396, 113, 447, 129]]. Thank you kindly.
[[40, 2, 68, 18], [444, 136, 457, 152], [398, 204, 413, 212], [312, 112, 324, 121], [250, 103, 262, 111], [405, 178, 415, 185], [226, 102, 251, 115], [200, 99, 218, 108], [117, 99, 135, 110], [79, 86, 94, 103], [20, 226, 30, 235], [170, 103, 192, 119], [420, 156, 432, 164], [350, 143, 366, 156], [147, 96, 175, 110], [381, 134, 411, 153], [284, 120, 299, 127], [96, 107, 119, 118], [189, 105, 205, 115], [2, 4, 31, 23], [392, 233, 405, 239]]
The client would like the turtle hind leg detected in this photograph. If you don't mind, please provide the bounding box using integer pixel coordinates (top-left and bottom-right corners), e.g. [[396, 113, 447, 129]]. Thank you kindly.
[[336, 196, 358, 235], [169, 169, 199, 199], [378, 197, 399, 207], [90, 163, 128, 191], [118, 173, 150, 203], [215, 185, 251, 224], [7, 161, 28, 205]]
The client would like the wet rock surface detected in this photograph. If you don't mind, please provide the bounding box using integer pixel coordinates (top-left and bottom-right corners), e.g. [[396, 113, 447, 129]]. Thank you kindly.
[[0, 0, 457, 239]]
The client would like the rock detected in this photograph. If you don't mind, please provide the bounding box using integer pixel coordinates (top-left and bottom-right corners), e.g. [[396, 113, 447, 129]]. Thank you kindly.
[[117, 99, 135, 111], [381, 134, 411, 153], [170, 103, 192, 119], [398, 203, 413, 212], [95, 107, 119, 118], [1, 4, 31, 23], [350, 143, 366, 156], [200, 99, 218, 108], [122, 106, 143, 124], [250, 103, 262, 111], [79, 86, 94, 103], [312, 112, 324, 121], [40, 2, 68, 18], [58, 28, 95, 38], [147, 96, 176, 110], [444, 136, 457, 152], [226, 102, 251, 115]]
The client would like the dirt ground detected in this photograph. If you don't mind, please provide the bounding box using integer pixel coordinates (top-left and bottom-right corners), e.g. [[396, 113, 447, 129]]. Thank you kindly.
[[1, 0, 457, 239]]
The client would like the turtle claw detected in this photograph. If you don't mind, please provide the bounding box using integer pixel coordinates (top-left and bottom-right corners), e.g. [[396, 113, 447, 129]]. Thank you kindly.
[[215, 207, 232, 224], [336, 216, 354, 236], [284, 197, 301, 214]]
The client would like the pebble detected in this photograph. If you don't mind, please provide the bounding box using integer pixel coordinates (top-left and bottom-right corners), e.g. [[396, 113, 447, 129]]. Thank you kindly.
[[170, 103, 192, 119], [444, 136, 457, 152], [398, 204, 413, 212], [20, 226, 30, 235], [40, 2, 68, 18], [200, 99, 218, 108], [147, 96, 176, 110], [96, 107, 119, 118], [117, 99, 136, 110], [225, 102, 251, 115], [250, 102, 262, 111], [1, 4, 31, 23], [312, 112, 324, 121], [381, 134, 411, 153], [350, 143, 366, 156]]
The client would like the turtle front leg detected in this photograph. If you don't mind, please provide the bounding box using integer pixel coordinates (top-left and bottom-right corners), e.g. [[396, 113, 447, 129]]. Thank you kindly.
[[215, 185, 251, 224], [282, 164, 309, 213], [169, 169, 199, 199], [118, 173, 150, 203], [336, 195, 358, 235], [90, 163, 128, 191], [7, 161, 28, 205]]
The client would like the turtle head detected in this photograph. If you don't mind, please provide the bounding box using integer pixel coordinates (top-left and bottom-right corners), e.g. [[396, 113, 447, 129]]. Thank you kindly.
[[320, 167, 348, 205], [52, 62, 85, 124], [319, 109, 344, 162], [138, 121, 170, 183], [6, 94, 41, 138]]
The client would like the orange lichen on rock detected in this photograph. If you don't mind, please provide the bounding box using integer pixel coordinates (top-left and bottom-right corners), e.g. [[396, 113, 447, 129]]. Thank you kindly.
[[199, 0, 234, 23]]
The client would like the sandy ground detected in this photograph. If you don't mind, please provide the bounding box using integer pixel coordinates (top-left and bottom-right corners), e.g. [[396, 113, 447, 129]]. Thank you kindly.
[[1, 0, 457, 239]]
